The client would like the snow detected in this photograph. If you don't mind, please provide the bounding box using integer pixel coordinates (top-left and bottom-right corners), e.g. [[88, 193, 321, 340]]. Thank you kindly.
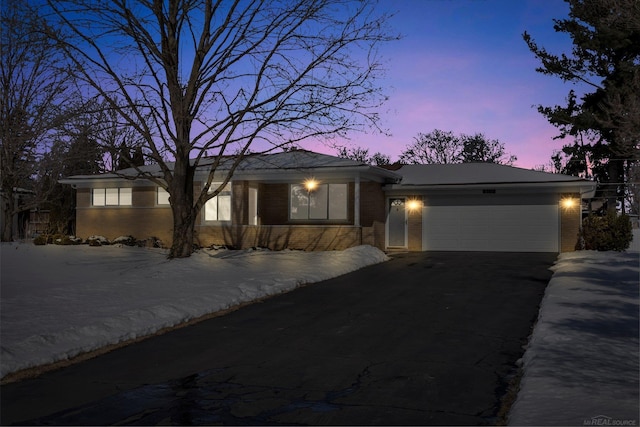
[[509, 250, 640, 426], [0, 243, 388, 379]]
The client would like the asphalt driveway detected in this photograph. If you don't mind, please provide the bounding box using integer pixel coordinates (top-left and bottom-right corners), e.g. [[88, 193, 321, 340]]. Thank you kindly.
[[1, 251, 556, 425]]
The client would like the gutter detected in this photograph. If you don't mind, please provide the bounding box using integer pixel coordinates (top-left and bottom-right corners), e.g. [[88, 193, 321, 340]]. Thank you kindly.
[[384, 181, 597, 193]]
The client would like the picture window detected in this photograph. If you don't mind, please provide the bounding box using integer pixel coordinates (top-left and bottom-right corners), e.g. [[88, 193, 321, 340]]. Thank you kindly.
[[290, 183, 347, 220]]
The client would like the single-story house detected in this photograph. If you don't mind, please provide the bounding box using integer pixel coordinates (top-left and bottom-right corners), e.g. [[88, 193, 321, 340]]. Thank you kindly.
[[59, 150, 596, 253]]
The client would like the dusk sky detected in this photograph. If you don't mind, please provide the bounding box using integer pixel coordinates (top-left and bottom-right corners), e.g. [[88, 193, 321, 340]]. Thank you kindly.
[[308, 0, 587, 169]]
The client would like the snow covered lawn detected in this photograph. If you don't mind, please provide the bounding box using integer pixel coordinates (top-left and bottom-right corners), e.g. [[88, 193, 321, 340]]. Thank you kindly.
[[0, 243, 388, 380], [509, 251, 639, 426]]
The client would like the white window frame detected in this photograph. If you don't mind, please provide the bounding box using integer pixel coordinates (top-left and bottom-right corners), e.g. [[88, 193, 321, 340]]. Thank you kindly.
[[92, 188, 132, 206], [289, 183, 348, 221], [203, 183, 232, 222]]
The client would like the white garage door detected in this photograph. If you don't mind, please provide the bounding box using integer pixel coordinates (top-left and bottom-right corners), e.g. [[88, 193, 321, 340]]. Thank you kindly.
[[422, 205, 559, 252]]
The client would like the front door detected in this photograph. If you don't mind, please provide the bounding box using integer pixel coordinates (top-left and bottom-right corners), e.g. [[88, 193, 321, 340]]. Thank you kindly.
[[387, 198, 407, 247]]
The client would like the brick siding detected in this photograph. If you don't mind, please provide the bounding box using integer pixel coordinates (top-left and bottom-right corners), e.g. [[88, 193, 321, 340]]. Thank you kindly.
[[75, 187, 173, 244], [407, 198, 423, 251], [560, 192, 581, 252], [76, 180, 387, 251]]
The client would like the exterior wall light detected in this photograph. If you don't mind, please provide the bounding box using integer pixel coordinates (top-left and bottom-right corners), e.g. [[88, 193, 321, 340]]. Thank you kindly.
[[407, 199, 422, 212], [561, 197, 576, 209], [304, 178, 319, 191]]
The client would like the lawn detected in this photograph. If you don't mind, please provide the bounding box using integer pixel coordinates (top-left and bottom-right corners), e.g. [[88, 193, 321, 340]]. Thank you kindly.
[[1, 243, 388, 380]]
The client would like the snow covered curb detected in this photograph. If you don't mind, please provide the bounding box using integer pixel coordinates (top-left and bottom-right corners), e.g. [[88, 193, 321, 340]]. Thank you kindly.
[[509, 251, 639, 426], [0, 244, 388, 379]]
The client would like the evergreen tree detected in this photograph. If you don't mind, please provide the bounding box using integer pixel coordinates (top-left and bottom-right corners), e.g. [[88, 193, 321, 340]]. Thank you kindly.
[[524, 0, 640, 212]]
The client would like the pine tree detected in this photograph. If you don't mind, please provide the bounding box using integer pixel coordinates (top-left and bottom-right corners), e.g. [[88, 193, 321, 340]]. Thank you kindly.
[[524, 0, 640, 212]]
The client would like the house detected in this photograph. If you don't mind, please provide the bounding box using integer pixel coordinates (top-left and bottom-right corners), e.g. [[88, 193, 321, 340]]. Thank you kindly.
[[59, 150, 596, 253], [0, 188, 35, 240]]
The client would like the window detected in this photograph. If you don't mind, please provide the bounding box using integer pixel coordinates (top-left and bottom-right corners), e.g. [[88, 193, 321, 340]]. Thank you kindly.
[[157, 187, 170, 205], [92, 188, 132, 206], [204, 183, 231, 221], [290, 183, 347, 220]]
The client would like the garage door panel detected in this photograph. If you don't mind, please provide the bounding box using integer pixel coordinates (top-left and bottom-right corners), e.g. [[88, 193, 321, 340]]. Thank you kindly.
[[423, 205, 558, 252]]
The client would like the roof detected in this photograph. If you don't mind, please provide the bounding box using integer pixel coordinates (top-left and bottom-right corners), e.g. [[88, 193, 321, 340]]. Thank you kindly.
[[396, 163, 588, 185], [58, 151, 596, 196], [59, 150, 401, 185], [386, 163, 597, 195]]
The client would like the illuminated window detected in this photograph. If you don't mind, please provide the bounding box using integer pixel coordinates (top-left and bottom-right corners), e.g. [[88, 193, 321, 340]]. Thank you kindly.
[[92, 188, 132, 206], [204, 183, 231, 221], [290, 183, 347, 220], [157, 187, 170, 205]]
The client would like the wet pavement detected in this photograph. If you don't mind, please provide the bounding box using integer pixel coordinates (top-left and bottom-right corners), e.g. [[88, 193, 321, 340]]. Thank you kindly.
[[1, 252, 556, 425]]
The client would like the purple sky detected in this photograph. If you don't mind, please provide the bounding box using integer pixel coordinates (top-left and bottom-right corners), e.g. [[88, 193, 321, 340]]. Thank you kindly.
[[306, 0, 585, 169]]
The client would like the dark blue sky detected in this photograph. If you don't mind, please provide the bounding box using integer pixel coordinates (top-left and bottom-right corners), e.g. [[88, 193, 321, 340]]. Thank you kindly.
[[309, 0, 585, 168]]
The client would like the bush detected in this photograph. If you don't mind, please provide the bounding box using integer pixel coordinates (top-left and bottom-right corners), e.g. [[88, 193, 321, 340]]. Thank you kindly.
[[113, 235, 137, 246], [86, 235, 110, 246], [33, 235, 48, 245], [53, 234, 76, 245], [136, 236, 164, 248], [579, 212, 633, 251]]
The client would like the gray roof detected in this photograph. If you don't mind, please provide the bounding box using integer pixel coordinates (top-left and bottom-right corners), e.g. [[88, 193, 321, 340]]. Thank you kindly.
[[60, 150, 400, 184], [59, 151, 596, 195], [396, 163, 590, 186]]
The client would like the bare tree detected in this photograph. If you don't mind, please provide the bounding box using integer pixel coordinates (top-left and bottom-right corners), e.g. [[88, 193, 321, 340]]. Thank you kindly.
[[336, 145, 391, 165], [399, 130, 515, 165], [460, 133, 516, 165], [0, 1, 76, 241], [45, 0, 397, 258], [399, 130, 462, 164]]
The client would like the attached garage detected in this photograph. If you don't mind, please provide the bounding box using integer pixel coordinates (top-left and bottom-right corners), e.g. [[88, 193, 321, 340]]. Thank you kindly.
[[384, 163, 597, 253], [422, 204, 559, 252]]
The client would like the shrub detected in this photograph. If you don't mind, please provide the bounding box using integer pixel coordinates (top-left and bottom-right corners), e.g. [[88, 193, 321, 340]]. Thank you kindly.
[[53, 234, 75, 245], [33, 235, 48, 245], [113, 235, 137, 246], [86, 235, 110, 246], [579, 212, 633, 251], [135, 236, 164, 248], [68, 236, 83, 245]]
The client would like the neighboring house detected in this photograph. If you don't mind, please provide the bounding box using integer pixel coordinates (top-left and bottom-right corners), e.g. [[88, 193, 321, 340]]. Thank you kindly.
[[0, 188, 35, 240], [26, 209, 51, 237], [59, 150, 596, 253]]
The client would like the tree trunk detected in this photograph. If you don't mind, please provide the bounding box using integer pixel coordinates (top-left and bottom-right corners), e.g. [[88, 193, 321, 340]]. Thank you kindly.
[[168, 157, 196, 258], [1, 192, 15, 242], [169, 202, 195, 258]]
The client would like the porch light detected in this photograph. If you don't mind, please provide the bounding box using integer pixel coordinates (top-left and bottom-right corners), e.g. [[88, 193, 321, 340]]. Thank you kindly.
[[304, 178, 319, 191], [561, 197, 576, 209], [407, 198, 422, 212]]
